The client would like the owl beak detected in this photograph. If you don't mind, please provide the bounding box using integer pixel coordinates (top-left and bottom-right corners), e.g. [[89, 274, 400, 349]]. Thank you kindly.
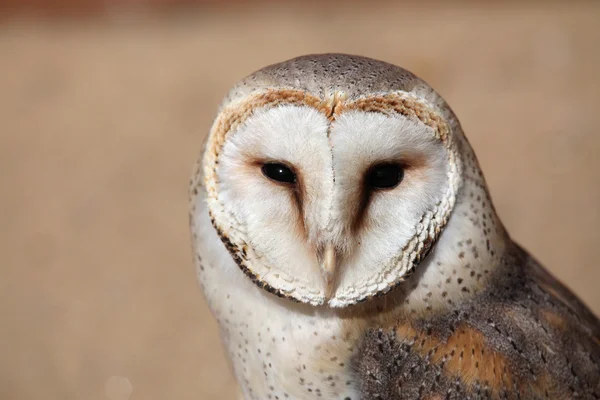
[[321, 243, 337, 298]]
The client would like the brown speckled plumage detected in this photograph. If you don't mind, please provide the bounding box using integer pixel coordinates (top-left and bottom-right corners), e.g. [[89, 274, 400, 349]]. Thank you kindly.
[[357, 243, 600, 399], [189, 54, 600, 400]]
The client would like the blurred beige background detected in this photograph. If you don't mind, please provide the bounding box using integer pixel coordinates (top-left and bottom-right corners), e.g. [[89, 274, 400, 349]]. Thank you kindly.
[[1, 1, 599, 399]]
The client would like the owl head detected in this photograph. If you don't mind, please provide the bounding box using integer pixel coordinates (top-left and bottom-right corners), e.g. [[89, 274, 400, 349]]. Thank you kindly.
[[190, 54, 502, 308]]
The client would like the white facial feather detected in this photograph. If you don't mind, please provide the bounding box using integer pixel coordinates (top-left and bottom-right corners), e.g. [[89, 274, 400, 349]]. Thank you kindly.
[[217, 105, 333, 299], [208, 101, 456, 306], [329, 111, 449, 301]]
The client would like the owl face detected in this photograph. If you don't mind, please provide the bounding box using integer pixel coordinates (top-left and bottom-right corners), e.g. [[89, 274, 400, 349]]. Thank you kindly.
[[198, 60, 463, 307]]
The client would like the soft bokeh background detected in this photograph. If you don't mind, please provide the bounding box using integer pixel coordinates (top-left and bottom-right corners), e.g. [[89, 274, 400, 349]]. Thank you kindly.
[[1, 1, 599, 399]]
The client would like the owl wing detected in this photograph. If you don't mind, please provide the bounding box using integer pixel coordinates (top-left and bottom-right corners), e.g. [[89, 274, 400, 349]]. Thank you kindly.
[[356, 244, 600, 400]]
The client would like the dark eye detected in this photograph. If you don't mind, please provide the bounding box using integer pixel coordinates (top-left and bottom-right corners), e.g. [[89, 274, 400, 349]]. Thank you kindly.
[[261, 163, 297, 185], [367, 163, 404, 189]]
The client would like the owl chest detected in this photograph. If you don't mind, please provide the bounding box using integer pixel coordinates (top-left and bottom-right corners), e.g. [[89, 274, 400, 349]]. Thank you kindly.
[[199, 267, 361, 400]]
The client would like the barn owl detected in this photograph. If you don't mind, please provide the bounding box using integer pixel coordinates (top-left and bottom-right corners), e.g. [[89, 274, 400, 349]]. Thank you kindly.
[[188, 54, 600, 399]]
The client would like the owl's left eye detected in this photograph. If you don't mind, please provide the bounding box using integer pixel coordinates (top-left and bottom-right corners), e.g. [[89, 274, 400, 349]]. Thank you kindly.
[[261, 163, 297, 185], [367, 163, 404, 190]]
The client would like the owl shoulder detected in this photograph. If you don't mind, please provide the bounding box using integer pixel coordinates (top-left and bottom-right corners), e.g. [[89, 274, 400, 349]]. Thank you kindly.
[[355, 245, 600, 399]]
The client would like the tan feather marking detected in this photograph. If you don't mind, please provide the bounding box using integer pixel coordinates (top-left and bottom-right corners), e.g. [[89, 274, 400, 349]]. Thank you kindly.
[[395, 323, 513, 394], [539, 309, 568, 332], [394, 322, 567, 398], [336, 94, 450, 142]]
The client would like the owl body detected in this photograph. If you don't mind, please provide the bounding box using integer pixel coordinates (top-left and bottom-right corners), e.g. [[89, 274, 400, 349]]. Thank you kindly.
[[190, 54, 600, 399]]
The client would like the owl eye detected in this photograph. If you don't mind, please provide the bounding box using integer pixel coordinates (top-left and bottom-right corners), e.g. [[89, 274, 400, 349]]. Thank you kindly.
[[367, 163, 404, 189], [261, 162, 297, 185]]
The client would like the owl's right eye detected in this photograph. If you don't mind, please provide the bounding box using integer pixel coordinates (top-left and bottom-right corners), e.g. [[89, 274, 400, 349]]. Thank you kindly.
[[261, 163, 297, 185]]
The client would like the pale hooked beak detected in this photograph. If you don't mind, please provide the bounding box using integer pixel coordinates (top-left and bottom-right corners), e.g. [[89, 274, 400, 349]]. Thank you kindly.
[[321, 243, 337, 299]]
